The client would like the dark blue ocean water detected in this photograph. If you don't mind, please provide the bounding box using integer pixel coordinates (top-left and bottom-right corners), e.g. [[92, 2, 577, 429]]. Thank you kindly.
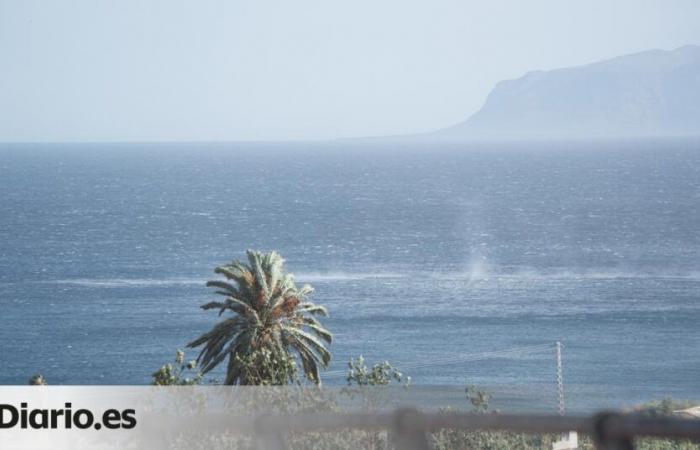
[[1, 139, 699, 412]]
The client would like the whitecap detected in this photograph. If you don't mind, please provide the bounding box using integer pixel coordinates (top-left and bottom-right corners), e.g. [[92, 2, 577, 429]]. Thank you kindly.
[[294, 272, 405, 282], [48, 278, 206, 288]]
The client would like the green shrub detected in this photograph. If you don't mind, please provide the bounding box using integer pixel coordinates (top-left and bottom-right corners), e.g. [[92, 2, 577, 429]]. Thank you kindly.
[[151, 350, 202, 385]]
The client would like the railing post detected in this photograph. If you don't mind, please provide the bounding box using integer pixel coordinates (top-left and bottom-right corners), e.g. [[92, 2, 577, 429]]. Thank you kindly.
[[593, 412, 634, 450], [391, 408, 432, 450]]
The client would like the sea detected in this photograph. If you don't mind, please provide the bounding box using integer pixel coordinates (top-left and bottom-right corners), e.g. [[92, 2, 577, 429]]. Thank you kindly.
[[1, 138, 699, 412]]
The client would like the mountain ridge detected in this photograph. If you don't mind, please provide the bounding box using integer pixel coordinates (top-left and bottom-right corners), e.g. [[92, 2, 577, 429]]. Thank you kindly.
[[440, 45, 700, 139]]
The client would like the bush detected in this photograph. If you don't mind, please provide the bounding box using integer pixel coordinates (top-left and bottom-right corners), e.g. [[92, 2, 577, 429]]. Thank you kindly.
[[151, 350, 203, 386]]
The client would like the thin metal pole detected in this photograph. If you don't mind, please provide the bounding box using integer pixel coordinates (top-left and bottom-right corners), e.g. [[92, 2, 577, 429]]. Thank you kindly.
[[556, 341, 565, 416]]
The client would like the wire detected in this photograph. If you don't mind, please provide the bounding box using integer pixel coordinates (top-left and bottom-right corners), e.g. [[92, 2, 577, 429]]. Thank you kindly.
[[324, 343, 554, 378]]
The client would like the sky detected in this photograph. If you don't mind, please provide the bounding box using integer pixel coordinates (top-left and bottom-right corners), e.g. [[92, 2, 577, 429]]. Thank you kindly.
[[1, 0, 700, 142]]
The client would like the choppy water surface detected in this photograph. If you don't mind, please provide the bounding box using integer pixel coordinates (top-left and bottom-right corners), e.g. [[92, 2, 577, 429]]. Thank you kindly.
[[1, 139, 699, 412]]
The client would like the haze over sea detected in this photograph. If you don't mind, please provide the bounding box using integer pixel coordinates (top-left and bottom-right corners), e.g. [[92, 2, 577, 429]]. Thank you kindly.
[[1, 139, 699, 412]]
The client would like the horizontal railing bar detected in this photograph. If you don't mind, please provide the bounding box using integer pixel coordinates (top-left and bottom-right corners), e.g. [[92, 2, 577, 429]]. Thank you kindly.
[[252, 411, 700, 441], [603, 414, 700, 441], [256, 412, 591, 434], [147, 411, 700, 442], [414, 412, 592, 434]]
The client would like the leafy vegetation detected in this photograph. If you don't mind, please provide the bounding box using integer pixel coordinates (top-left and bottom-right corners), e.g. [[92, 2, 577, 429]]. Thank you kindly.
[[151, 350, 202, 385], [346, 355, 410, 387], [28, 374, 47, 385], [187, 250, 332, 385], [228, 347, 299, 386], [633, 398, 699, 418], [465, 384, 491, 413]]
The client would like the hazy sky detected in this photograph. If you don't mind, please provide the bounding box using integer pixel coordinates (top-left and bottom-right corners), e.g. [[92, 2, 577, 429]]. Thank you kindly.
[[1, 1, 700, 142]]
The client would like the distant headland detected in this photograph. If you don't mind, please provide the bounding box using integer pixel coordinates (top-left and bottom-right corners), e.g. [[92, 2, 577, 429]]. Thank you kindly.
[[437, 45, 700, 140]]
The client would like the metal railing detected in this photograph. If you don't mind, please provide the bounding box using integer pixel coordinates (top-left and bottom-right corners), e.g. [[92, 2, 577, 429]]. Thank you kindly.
[[248, 409, 700, 450]]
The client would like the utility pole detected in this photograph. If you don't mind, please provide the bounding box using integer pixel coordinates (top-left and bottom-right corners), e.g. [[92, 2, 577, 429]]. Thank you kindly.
[[556, 341, 565, 416], [552, 341, 578, 450]]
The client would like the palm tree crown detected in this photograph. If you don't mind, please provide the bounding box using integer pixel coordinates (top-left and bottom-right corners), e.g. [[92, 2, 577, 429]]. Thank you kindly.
[[188, 250, 332, 385]]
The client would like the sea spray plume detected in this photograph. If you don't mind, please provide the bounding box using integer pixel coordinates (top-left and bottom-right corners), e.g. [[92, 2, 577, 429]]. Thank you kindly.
[[187, 250, 332, 385], [464, 247, 491, 284]]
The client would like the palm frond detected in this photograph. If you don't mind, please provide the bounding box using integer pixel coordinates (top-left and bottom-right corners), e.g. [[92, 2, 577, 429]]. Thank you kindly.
[[304, 322, 333, 344], [296, 345, 321, 384], [200, 301, 226, 311], [247, 250, 270, 300], [283, 326, 332, 366], [205, 280, 240, 296], [298, 302, 328, 316]]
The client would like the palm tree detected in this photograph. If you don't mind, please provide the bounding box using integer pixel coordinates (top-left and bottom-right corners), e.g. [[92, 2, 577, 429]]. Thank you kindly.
[[187, 250, 332, 385]]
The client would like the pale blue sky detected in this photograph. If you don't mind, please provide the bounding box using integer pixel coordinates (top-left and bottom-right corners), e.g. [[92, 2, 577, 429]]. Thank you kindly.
[[1, 0, 699, 142]]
